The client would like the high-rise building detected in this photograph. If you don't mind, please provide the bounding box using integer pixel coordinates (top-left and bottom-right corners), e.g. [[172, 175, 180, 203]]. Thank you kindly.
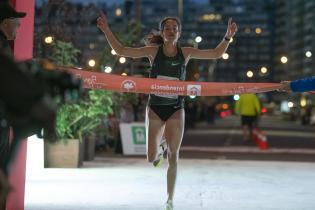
[[129, 0, 276, 82], [201, 0, 275, 82], [274, 0, 315, 81], [34, 0, 276, 83]]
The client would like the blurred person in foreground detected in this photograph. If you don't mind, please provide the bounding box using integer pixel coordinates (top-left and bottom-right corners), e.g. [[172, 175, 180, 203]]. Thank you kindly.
[[0, 2, 27, 209], [0, 52, 60, 210], [0, 2, 81, 208], [235, 93, 261, 144]]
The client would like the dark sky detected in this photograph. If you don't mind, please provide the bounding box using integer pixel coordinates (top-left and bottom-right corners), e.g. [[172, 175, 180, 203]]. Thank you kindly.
[[36, 0, 123, 6], [36, 0, 209, 6], [68, 0, 208, 4], [68, 0, 123, 5]]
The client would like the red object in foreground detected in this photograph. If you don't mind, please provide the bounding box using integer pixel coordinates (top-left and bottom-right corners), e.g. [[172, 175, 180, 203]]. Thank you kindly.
[[6, 1, 35, 210], [253, 128, 268, 150]]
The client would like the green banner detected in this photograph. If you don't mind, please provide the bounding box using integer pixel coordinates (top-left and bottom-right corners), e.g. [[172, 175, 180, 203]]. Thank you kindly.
[[132, 126, 146, 145]]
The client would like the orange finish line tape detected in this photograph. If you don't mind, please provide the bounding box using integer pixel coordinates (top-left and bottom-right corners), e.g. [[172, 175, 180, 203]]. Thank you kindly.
[[60, 67, 282, 96]]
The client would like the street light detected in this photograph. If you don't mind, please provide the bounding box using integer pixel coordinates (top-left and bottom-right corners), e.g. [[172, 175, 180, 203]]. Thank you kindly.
[[44, 36, 54, 44], [260, 67, 268, 74], [280, 56, 288, 64], [222, 53, 229, 60], [195, 36, 202, 43], [255, 27, 262, 34], [88, 59, 96, 67], [104, 66, 112, 73], [115, 8, 122, 16], [246, 70, 254, 78], [300, 98, 307, 107], [305, 51, 312, 58], [209, 14, 216, 20], [111, 49, 117, 55], [288, 101, 294, 108], [121, 72, 127, 76], [119, 57, 126, 64]]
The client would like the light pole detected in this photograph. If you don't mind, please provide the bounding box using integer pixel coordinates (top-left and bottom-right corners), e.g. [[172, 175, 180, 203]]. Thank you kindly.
[[136, 0, 141, 23], [178, 0, 183, 21], [190, 36, 202, 81]]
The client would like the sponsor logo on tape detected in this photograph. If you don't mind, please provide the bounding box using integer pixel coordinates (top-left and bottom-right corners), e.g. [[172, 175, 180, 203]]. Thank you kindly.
[[222, 86, 260, 95], [121, 80, 137, 92], [76, 74, 106, 89], [187, 84, 201, 96]]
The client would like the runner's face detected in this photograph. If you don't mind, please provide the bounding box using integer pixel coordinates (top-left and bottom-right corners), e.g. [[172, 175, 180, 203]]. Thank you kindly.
[[161, 19, 180, 43]]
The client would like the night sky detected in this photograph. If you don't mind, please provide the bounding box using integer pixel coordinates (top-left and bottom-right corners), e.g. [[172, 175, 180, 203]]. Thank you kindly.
[[36, 0, 209, 6]]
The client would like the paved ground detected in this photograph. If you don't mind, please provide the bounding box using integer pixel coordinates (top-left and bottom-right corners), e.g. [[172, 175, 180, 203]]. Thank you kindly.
[[24, 116, 315, 210], [181, 115, 315, 161], [25, 142, 315, 210], [184, 115, 315, 149]]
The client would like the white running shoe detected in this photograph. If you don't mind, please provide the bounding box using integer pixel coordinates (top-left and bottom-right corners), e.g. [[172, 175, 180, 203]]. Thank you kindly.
[[165, 200, 173, 210], [153, 139, 167, 167]]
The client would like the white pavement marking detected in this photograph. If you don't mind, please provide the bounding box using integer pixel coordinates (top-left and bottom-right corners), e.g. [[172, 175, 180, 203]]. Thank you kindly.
[[186, 129, 315, 138], [181, 146, 315, 154], [25, 156, 315, 210]]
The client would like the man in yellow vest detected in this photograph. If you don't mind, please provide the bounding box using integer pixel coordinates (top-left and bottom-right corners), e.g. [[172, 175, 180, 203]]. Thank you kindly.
[[235, 93, 261, 143]]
